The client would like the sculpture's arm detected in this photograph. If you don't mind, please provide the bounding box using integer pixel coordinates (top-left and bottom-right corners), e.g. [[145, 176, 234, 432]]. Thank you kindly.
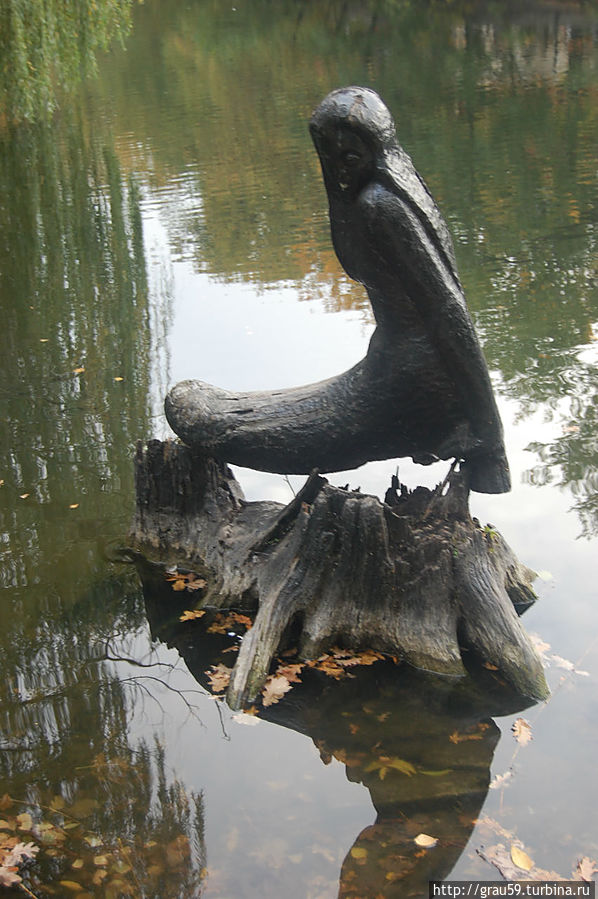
[[361, 183, 505, 458]]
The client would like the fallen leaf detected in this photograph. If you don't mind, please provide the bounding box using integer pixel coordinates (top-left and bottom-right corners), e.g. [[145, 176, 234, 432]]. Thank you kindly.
[[72, 859, 84, 869], [449, 730, 483, 744], [69, 503, 79, 510], [72, 367, 85, 374], [350, 847, 368, 859], [4, 842, 39, 864], [414, 833, 438, 849], [231, 713, 260, 726], [206, 664, 232, 693], [114, 377, 124, 382], [58, 882, 85, 892], [179, 609, 206, 621], [15, 813, 33, 831], [83, 834, 103, 848], [207, 611, 253, 634], [262, 674, 292, 707], [551, 654, 575, 672], [489, 771, 513, 790], [0, 867, 22, 887], [94, 854, 109, 866], [275, 663, 304, 683], [575, 857, 598, 881], [511, 844, 534, 871], [512, 717, 533, 746], [483, 662, 499, 670], [19, 493, 30, 500]]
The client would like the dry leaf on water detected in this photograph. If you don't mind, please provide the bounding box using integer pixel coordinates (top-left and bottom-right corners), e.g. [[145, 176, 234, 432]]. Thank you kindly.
[[166, 571, 206, 593], [575, 857, 598, 881], [511, 844, 534, 871], [207, 611, 253, 634], [206, 664, 232, 693], [261, 674, 292, 707], [179, 609, 206, 622], [414, 834, 438, 849], [489, 770, 513, 790], [478, 843, 562, 882], [512, 717, 533, 746], [274, 663, 304, 683], [449, 730, 484, 744]]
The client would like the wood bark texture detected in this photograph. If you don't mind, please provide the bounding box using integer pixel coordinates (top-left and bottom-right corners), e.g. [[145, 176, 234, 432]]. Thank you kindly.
[[130, 440, 548, 710]]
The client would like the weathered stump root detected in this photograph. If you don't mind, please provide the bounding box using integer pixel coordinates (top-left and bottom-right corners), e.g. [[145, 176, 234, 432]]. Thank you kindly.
[[130, 440, 548, 709]]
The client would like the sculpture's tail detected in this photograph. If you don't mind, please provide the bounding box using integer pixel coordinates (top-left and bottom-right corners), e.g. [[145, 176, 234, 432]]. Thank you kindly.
[[462, 448, 511, 495]]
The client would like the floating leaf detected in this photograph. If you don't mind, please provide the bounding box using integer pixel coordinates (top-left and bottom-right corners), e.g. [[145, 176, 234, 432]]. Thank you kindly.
[[262, 674, 292, 707], [449, 730, 483, 744], [179, 609, 206, 621], [72, 367, 85, 374], [510, 844, 534, 871], [231, 713, 260, 726], [69, 503, 79, 510], [275, 663, 304, 683], [15, 813, 33, 831], [94, 854, 109, 866], [489, 770, 513, 790], [72, 859, 84, 869], [414, 833, 438, 848], [419, 768, 451, 777], [206, 664, 232, 693], [4, 842, 39, 863], [59, 882, 85, 892], [84, 834, 103, 848], [350, 847, 368, 859], [575, 857, 598, 881], [512, 718, 533, 746], [0, 866, 22, 887]]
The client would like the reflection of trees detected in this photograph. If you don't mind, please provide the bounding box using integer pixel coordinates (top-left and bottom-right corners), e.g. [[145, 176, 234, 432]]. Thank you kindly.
[[0, 0, 134, 123], [0, 109, 150, 595], [3, 726, 207, 897], [0, 100, 169, 893]]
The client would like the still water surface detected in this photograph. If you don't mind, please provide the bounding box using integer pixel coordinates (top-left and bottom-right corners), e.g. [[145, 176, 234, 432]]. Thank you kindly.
[[1, 1, 598, 896]]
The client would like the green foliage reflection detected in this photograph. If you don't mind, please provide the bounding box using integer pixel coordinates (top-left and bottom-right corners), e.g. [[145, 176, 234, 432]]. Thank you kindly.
[[0, 0, 135, 123]]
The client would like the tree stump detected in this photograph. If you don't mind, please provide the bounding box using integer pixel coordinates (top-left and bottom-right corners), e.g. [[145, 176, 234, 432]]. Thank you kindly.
[[129, 440, 548, 710]]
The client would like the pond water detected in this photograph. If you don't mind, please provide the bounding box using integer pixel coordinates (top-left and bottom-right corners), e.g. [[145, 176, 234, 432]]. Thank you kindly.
[[1, 1, 598, 896]]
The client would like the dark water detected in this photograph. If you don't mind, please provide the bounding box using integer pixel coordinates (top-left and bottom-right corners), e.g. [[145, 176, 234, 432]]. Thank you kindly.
[[1, 1, 598, 896]]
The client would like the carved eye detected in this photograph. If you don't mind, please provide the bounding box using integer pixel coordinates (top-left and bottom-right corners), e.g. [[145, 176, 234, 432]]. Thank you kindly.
[[341, 150, 362, 166]]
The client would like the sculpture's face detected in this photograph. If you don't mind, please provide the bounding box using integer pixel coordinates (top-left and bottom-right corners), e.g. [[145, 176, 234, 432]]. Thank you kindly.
[[309, 87, 394, 198], [310, 125, 375, 196]]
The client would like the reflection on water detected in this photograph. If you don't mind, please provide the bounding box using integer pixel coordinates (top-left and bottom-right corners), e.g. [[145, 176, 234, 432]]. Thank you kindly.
[[140, 556, 535, 898], [0, 0, 135, 123], [1, 1, 598, 896]]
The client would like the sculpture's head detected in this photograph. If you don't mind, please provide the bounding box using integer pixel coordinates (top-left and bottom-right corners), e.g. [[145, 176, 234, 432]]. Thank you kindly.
[[309, 87, 397, 197]]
